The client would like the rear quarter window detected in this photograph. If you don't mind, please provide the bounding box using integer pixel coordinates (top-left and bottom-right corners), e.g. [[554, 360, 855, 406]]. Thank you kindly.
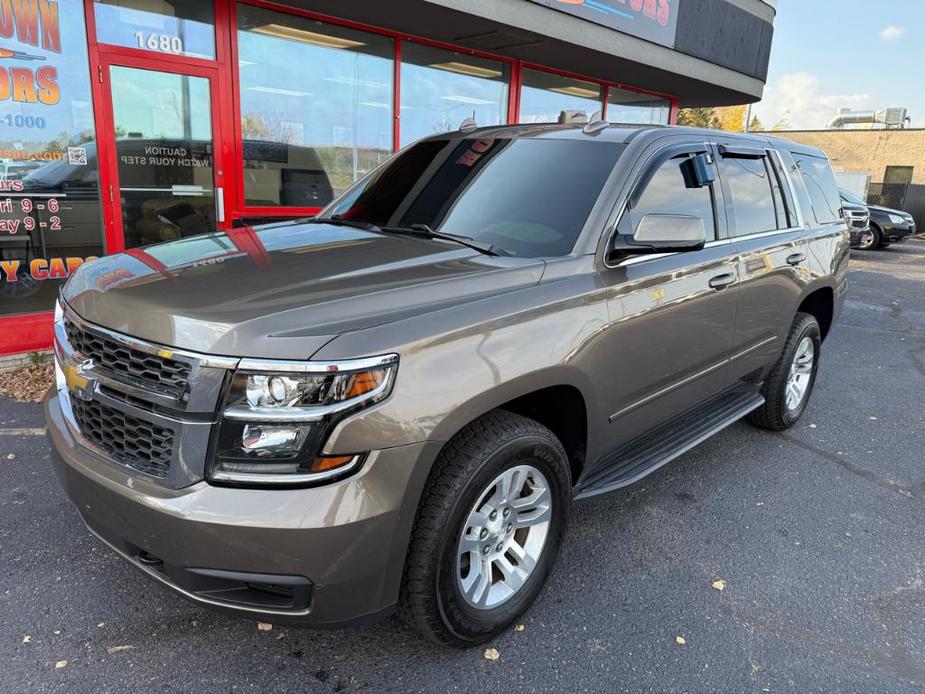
[[792, 154, 842, 225]]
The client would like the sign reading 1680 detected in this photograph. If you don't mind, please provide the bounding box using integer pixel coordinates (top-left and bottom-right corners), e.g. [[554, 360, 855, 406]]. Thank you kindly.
[[133, 32, 184, 55]]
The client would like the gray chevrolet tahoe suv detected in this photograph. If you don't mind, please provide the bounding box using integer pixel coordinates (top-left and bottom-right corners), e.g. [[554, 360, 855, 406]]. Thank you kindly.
[[46, 123, 849, 646]]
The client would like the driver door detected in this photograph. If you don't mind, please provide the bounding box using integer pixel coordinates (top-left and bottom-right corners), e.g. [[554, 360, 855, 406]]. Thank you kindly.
[[598, 144, 741, 453]]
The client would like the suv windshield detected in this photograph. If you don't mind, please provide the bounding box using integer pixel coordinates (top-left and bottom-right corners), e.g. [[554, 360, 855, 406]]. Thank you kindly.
[[839, 188, 867, 206], [319, 137, 624, 257]]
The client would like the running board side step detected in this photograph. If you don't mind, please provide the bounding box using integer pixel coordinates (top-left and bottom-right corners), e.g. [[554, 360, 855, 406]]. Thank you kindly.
[[574, 388, 764, 500]]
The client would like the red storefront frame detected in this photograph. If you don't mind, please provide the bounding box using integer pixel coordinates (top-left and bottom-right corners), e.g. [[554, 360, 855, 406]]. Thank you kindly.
[[0, 0, 679, 357]]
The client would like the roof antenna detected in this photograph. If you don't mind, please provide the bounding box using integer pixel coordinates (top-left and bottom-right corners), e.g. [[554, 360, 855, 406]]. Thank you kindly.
[[459, 116, 478, 133], [583, 110, 608, 134], [558, 110, 588, 125]]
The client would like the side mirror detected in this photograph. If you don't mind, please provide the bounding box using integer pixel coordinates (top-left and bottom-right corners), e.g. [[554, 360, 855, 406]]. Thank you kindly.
[[611, 214, 707, 258]]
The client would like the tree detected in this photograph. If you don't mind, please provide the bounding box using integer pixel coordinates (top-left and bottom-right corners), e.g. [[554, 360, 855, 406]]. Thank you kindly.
[[748, 115, 765, 131], [770, 116, 790, 131], [677, 107, 720, 129], [716, 105, 748, 132], [240, 114, 274, 141]]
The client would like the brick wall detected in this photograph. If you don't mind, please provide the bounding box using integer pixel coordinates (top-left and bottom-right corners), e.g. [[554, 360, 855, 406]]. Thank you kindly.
[[767, 129, 925, 184]]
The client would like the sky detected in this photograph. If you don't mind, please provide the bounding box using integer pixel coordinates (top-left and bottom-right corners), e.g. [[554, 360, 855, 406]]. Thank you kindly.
[[751, 0, 925, 130]]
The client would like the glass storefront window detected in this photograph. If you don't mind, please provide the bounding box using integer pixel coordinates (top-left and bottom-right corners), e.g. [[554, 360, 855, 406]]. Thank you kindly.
[[94, 0, 216, 60], [399, 44, 509, 147], [606, 87, 670, 125], [518, 69, 602, 123], [0, 1, 104, 318], [237, 6, 393, 207]]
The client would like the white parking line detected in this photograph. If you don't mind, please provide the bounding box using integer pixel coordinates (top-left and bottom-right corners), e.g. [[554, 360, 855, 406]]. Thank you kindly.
[[0, 427, 46, 436]]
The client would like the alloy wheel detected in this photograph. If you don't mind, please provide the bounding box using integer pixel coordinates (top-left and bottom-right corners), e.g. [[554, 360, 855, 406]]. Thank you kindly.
[[785, 336, 815, 412], [456, 464, 551, 609]]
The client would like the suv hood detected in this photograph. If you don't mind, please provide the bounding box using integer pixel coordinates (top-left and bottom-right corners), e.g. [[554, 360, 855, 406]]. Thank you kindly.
[[869, 204, 908, 216], [63, 222, 545, 359]]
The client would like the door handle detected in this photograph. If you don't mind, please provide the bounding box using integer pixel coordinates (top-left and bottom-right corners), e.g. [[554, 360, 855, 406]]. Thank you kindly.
[[708, 273, 736, 290], [786, 252, 805, 266], [215, 187, 225, 224]]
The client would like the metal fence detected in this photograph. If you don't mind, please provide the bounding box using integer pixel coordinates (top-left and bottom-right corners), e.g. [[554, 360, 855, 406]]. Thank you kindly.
[[867, 182, 925, 234]]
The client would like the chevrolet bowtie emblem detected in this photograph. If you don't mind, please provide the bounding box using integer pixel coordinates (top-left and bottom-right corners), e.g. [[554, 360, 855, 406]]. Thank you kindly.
[[64, 359, 96, 401]]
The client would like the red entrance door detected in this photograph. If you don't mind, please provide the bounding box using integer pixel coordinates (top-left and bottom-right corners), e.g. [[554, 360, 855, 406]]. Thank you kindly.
[[95, 54, 232, 254]]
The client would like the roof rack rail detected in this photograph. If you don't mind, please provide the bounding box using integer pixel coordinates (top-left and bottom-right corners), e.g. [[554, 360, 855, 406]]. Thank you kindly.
[[583, 111, 608, 134], [459, 117, 478, 133]]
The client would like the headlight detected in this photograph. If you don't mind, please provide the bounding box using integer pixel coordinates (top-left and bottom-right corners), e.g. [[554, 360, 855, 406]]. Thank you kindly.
[[888, 214, 906, 224], [209, 354, 398, 486]]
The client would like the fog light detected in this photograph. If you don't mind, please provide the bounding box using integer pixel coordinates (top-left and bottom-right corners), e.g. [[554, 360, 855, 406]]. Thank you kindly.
[[241, 424, 307, 455]]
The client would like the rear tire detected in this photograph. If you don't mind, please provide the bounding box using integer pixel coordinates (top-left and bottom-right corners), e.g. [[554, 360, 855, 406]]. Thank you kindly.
[[399, 410, 571, 646], [747, 312, 821, 431]]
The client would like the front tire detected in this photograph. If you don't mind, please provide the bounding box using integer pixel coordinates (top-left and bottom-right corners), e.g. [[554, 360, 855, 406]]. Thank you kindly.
[[748, 312, 821, 431], [859, 225, 881, 250], [399, 411, 571, 646]]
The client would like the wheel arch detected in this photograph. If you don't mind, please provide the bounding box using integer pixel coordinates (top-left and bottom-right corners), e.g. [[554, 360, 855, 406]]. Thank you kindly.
[[428, 368, 594, 485], [797, 285, 835, 340]]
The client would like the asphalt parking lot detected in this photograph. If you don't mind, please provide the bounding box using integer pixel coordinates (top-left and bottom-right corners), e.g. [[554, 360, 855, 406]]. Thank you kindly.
[[2, 240, 924, 694]]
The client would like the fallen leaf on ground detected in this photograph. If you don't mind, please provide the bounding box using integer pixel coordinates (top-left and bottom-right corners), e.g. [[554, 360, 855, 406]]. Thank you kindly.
[[276, 632, 287, 641], [711, 579, 727, 591], [54, 660, 67, 669], [22, 635, 31, 644], [5, 453, 15, 460], [675, 636, 686, 645], [0, 362, 53, 402], [483, 648, 500, 661], [514, 624, 525, 632], [257, 622, 272, 631], [106, 645, 134, 655]]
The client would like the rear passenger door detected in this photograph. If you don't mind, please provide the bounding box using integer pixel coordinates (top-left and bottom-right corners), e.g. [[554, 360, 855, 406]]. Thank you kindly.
[[713, 140, 807, 382]]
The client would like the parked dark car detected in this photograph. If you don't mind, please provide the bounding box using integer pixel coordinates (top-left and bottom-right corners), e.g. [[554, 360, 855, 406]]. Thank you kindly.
[[46, 122, 849, 646], [840, 187, 916, 250]]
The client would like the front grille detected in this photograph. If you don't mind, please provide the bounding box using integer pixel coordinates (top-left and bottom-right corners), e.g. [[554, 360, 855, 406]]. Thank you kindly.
[[71, 397, 174, 478], [64, 319, 190, 396]]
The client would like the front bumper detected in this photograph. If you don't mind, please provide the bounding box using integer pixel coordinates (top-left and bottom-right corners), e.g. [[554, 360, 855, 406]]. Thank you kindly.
[[848, 224, 871, 247], [881, 221, 916, 242], [46, 392, 439, 627]]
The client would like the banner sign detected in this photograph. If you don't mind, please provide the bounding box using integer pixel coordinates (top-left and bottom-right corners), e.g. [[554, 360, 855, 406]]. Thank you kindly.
[[527, 0, 679, 49]]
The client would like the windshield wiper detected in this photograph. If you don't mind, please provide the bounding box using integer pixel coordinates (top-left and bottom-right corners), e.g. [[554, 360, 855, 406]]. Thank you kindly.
[[319, 218, 506, 257], [381, 223, 506, 257], [317, 215, 382, 232]]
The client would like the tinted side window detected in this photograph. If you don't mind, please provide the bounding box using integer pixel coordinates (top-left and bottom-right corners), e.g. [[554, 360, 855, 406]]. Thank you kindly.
[[719, 155, 778, 236], [627, 155, 717, 240], [793, 154, 842, 225]]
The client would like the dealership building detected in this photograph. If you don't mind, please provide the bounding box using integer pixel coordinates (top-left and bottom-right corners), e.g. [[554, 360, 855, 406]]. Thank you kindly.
[[0, 0, 775, 357]]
